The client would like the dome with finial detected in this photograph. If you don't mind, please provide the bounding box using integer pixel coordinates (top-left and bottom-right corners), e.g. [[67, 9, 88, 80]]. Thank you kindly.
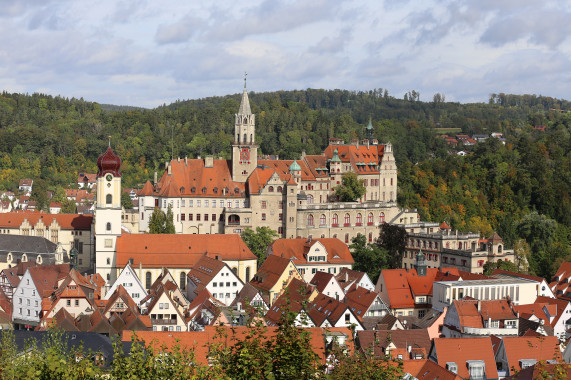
[[97, 141, 122, 178], [331, 148, 341, 163], [289, 160, 301, 172]]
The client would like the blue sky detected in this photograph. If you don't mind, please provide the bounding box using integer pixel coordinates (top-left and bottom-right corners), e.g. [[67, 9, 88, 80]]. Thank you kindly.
[[1, 0, 571, 108]]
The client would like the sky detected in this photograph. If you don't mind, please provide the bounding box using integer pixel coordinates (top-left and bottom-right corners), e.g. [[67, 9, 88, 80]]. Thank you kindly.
[[1, 0, 571, 108]]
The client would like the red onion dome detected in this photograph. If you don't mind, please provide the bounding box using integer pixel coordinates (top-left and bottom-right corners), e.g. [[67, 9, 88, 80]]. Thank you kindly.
[[97, 146, 122, 177]]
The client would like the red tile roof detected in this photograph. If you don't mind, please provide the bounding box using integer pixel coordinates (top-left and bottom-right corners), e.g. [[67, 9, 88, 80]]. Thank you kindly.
[[258, 159, 316, 181], [323, 144, 385, 174], [153, 159, 245, 198], [402, 359, 461, 380], [115, 234, 256, 268], [269, 238, 354, 265], [431, 337, 498, 379], [380, 268, 445, 308], [344, 284, 380, 321], [0, 212, 92, 230], [247, 166, 277, 194], [139, 180, 154, 196], [491, 269, 546, 283], [502, 336, 561, 373], [187, 255, 227, 296], [249, 254, 294, 293]]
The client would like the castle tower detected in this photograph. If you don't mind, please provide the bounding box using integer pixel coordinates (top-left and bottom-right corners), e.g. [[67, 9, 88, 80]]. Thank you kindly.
[[94, 141, 122, 287], [415, 249, 427, 276], [232, 76, 258, 182]]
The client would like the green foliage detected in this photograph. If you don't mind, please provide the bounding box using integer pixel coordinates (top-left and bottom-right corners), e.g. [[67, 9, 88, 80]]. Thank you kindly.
[[377, 223, 408, 269], [329, 345, 403, 379], [483, 259, 520, 275], [121, 191, 134, 209], [60, 197, 77, 214], [349, 233, 389, 282], [334, 172, 366, 202], [241, 227, 279, 266], [148, 205, 175, 234]]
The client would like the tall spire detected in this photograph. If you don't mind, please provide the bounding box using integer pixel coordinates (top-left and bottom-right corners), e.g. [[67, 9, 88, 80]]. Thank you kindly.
[[238, 73, 252, 115]]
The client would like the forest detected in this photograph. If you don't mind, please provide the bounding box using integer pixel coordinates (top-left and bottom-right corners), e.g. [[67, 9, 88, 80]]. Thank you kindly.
[[0, 89, 569, 279]]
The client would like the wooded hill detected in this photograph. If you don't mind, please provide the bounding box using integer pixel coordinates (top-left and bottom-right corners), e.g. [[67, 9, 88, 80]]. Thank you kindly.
[[0, 89, 569, 278]]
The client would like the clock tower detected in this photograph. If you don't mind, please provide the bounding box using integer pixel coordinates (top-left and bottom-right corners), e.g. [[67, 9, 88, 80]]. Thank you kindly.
[[94, 141, 122, 288], [232, 76, 258, 182]]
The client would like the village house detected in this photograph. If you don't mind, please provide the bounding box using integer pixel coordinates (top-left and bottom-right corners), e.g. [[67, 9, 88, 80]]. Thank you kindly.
[[104, 263, 148, 306], [309, 271, 345, 301], [267, 237, 354, 281], [249, 254, 302, 306], [18, 179, 33, 194], [186, 254, 244, 306], [513, 295, 571, 341], [141, 270, 189, 332], [429, 337, 498, 379], [495, 336, 562, 377], [344, 283, 390, 320], [335, 267, 375, 292]]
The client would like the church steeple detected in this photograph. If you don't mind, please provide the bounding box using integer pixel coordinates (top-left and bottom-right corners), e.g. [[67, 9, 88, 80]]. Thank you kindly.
[[238, 74, 252, 115]]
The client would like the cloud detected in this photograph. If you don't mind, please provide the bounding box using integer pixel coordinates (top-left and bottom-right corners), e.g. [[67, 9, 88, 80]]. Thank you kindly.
[[155, 14, 205, 44]]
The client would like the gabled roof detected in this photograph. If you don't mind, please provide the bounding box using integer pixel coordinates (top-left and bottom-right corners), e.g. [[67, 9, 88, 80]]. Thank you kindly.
[[431, 337, 498, 379], [306, 292, 353, 327], [549, 262, 571, 300], [138, 180, 154, 196], [247, 167, 277, 194], [501, 336, 561, 373], [187, 255, 227, 296], [0, 235, 58, 254], [269, 238, 354, 265], [265, 278, 315, 326], [0, 212, 92, 230], [323, 144, 385, 174], [230, 283, 265, 308], [103, 285, 140, 316], [1, 261, 39, 287], [27, 264, 70, 298], [258, 159, 316, 181], [402, 359, 461, 380], [250, 254, 293, 292], [335, 267, 367, 291], [379, 268, 446, 309], [309, 271, 336, 293], [116, 234, 256, 268], [344, 284, 383, 321]]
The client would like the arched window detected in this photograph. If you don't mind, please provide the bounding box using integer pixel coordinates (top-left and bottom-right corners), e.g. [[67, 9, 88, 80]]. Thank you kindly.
[[146, 272, 152, 290], [246, 267, 251, 283], [458, 242, 462, 250], [268, 186, 274, 192], [106, 194, 112, 204], [250, 134, 253, 143], [180, 272, 186, 290], [307, 214, 314, 226], [228, 215, 240, 225], [368, 212, 373, 225], [106, 222, 111, 231], [498, 245, 502, 253], [368, 232, 373, 242], [243, 134, 247, 143], [344, 213, 350, 226], [232, 267, 237, 275], [307, 195, 314, 204], [345, 233, 349, 243], [332, 214, 339, 226], [277, 186, 283, 193], [356, 213, 362, 226], [379, 212, 385, 223], [320, 214, 326, 226]]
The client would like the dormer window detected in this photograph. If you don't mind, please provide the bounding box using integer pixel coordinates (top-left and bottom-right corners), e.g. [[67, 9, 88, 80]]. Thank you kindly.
[[467, 360, 485, 379]]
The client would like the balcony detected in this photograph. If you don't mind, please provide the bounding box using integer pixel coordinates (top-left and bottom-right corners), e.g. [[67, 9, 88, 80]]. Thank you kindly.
[[151, 318, 177, 325]]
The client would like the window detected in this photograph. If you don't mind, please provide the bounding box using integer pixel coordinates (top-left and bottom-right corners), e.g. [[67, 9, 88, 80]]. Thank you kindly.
[[204, 214, 209, 221], [189, 214, 193, 221], [261, 201, 267, 209], [307, 214, 314, 226], [418, 310, 426, 318], [197, 214, 201, 221], [67, 300, 71, 307], [104, 239, 112, 248], [246, 267, 251, 282], [344, 213, 350, 226], [368, 212, 373, 225], [75, 300, 79, 306], [467, 360, 485, 380], [106, 194, 112, 204], [106, 222, 111, 231], [332, 214, 338, 226], [345, 233, 349, 243], [320, 214, 326, 226], [181, 213, 185, 221], [212, 214, 216, 221], [180, 272, 186, 290], [356, 213, 362, 226], [268, 186, 274, 192], [261, 213, 266, 221], [379, 212, 385, 223], [369, 232, 373, 242]]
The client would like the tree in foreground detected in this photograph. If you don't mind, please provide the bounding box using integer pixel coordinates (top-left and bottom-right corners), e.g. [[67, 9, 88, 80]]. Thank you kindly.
[[241, 226, 278, 266], [334, 172, 366, 202], [377, 223, 408, 269], [121, 191, 134, 209], [148, 205, 175, 234], [329, 344, 403, 380]]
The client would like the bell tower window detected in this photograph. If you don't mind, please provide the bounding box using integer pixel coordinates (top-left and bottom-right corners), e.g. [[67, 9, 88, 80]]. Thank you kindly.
[[106, 194, 112, 204]]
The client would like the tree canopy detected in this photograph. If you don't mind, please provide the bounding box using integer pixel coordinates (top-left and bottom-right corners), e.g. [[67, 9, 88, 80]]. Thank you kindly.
[[334, 172, 366, 202], [148, 205, 175, 234], [241, 227, 279, 266]]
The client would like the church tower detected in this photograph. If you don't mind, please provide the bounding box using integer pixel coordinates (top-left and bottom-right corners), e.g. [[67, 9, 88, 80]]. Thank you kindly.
[[232, 76, 258, 182], [94, 141, 122, 288]]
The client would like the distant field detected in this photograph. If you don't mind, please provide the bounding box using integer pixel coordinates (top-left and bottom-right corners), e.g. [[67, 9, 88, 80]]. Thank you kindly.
[[434, 127, 462, 133]]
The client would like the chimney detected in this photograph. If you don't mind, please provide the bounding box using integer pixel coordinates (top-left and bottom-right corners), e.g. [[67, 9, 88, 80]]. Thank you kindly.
[[177, 157, 180, 163], [477, 300, 481, 311], [153, 171, 157, 184], [167, 162, 172, 175], [205, 156, 214, 168]]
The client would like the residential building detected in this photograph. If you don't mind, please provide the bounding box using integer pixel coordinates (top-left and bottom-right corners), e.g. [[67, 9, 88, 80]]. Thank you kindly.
[[18, 179, 33, 194], [306, 292, 364, 331], [495, 336, 561, 377], [432, 278, 539, 311], [0, 235, 68, 272], [549, 262, 571, 301], [429, 337, 498, 379], [104, 263, 148, 306], [267, 237, 354, 281], [513, 296, 571, 341], [358, 329, 432, 360], [441, 299, 519, 338], [77, 173, 97, 189], [0, 213, 93, 270], [142, 274, 189, 332], [249, 254, 302, 306], [335, 267, 375, 292], [186, 255, 244, 306], [491, 269, 555, 298], [309, 271, 345, 300], [344, 283, 390, 319]]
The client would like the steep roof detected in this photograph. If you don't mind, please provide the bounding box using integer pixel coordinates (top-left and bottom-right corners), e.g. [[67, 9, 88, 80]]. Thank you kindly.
[[306, 292, 352, 326], [27, 264, 70, 298], [309, 271, 336, 293], [258, 159, 316, 181], [116, 234, 256, 268], [0, 212, 92, 230], [402, 359, 461, 380], [0, 235, 58, 254], [431, 337, 498, 379], [139, 180, 154, 196], [358, 329, 431, 357], [335, 268, 367, 291], [154, 158, 246, 198], [250, 254, 293, 292], [344, 284, 382, 321], [269, 238, 354, 265], [380, 268, 446, 309], [187, 255, 227, 296], [247, 166, 277, 195], [323, 143, 385, 174], [502, 336, 561, 373]]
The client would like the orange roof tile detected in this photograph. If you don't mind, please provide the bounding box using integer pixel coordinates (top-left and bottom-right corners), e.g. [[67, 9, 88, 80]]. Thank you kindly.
[[250, 255, 295, 293], [269, 238, 354, 265], [502, 336, 561, 373], [432, 337, 498, 379], [247, 166, 277, 194], [187, 255, 227, 296], [323, 144, 385, 174], [115, 234, 256, 268], [0, 212, 92, 230], [258, 159, 316, 181], [402, 359, 461, 380], [344, 284, 380, 321], [139, 180, 154, 196]]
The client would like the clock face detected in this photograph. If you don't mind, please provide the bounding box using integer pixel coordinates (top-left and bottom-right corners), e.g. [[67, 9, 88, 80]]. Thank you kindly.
[[240, 149, 250, 161], [105, 174, 113, 182]]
